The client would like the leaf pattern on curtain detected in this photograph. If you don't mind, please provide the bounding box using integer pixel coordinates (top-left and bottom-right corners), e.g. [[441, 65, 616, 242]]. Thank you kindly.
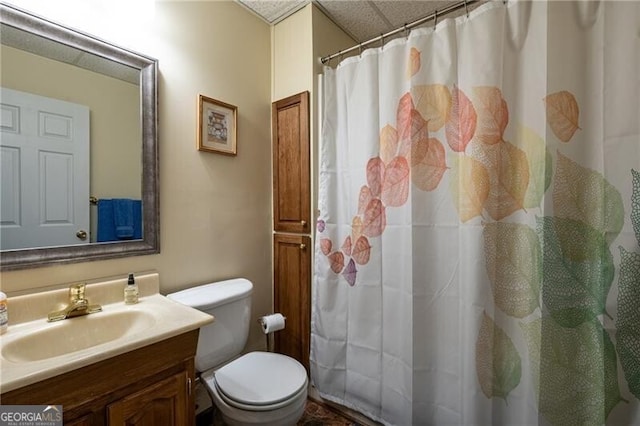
[[315, 5, 640, 424], [449, 155, 490, 222], [351, 216, 364, 243], [516, 125, 553, 209], [469, 140, 530, 220], [352, 236, 371, 265], [380, 125, 399, 164], [315, 66, 637, 422], [341, 235, 352, 256], [483, 222, 541, 318], [521, 318, 624, 425], [446, 85, 477, 152], [475, 312, 522, 400], [343, 258, 357, 286], [553, 152, 624, 245], [407, 47, 421, 79], [397, 93, 427, 160], [411, 84, 452, 132], [381, 156, 410, 206], [632, 169, 640, 245], [411, 137, 447, 191], [328, 251, 345, 274], [367, 157, 384, 198], [472, 86, 509, 145], [362, 198, 386, 237], [537, 216, 614, 328], [320, 238, 332, 255], [544, 91, 581, 142], [616, 246, 640, 400]]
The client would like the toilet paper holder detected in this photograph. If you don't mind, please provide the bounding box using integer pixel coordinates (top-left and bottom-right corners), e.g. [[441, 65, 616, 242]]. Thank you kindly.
[[257, 314, 287, 330], [257, 313, 286, 352]]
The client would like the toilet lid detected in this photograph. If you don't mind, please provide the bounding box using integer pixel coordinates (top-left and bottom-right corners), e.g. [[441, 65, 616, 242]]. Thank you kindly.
[[214, 352, 307, 406]]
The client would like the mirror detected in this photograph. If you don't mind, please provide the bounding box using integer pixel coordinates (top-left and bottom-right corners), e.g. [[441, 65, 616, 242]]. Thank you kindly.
[[0, 3, 159, 270]]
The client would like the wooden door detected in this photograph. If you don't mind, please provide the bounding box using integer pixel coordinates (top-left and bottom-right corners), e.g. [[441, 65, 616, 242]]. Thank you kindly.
[[272, 91, 310, 234], [107, 371, 189, 426], [273, 233, 311, 372]]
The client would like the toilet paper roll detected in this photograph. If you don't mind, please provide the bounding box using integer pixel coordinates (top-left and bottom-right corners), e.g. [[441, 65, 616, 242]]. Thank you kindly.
[[260, 313, 286, 334]]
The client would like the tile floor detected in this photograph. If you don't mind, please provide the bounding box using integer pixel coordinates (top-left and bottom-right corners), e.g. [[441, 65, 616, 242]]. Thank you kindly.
[[202, 400, 361, 426], [298, 400, 363, 426], [195, 383, 362, 426]]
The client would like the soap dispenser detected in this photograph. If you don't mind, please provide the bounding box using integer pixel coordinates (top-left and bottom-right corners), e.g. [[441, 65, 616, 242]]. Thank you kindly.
[[124, 273, 139, 304]]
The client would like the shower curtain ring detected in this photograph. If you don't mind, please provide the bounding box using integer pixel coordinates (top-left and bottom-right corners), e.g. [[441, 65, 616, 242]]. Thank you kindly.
[[464, 0, 469, 17], [380, 33, 385, 49], [434, 9, 438, 28], [359, 43, 363, 56], [403, 23, 409, 39]]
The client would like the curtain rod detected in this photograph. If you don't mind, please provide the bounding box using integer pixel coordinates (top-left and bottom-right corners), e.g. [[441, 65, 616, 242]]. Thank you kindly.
[[320, 0, 482, 65]]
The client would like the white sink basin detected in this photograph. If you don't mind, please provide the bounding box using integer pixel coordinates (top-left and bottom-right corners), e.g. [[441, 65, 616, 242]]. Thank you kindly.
[[2, 309, 156, 363], [0, 283, 214, 394]]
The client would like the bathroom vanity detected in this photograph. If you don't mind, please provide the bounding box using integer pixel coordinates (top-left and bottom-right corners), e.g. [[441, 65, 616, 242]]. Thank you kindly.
[[2, 331, 197, 425], [0, 272, 213, 426]]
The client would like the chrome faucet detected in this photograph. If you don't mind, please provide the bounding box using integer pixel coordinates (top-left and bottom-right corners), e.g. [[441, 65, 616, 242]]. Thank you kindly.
[[47, 283, 102, 322]]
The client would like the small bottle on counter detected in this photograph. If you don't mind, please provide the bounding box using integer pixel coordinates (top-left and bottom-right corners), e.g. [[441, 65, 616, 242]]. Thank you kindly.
[[0, 291, 7, 334], [124, 273, 139, 305]]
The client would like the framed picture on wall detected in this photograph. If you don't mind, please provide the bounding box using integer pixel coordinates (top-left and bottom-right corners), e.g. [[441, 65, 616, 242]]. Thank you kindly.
[[197, 95, 237, 155]]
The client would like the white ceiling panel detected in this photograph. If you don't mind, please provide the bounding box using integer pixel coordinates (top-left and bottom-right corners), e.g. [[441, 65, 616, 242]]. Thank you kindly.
[[236, 0, 486, 44], [237, 0, 308, 24], [316, 1, 393, 41]]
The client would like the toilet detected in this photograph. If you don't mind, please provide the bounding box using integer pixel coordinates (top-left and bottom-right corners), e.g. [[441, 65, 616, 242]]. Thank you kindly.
[[167, 278, 308, 426]]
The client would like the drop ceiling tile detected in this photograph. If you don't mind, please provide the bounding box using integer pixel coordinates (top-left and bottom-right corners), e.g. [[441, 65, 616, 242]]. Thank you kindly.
[[374, 1, 482, 29], [237, 0, 309, 24], [316, 0, 392, 42]]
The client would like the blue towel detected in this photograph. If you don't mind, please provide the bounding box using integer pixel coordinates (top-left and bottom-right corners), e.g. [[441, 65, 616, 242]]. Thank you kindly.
[[114, 199, 134, 239], [97, 198, 142, 242]]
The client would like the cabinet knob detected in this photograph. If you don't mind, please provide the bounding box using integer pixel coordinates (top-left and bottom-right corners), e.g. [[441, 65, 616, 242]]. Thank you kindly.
[[300, 243, 306, 250], [301, 220, 307, 227]]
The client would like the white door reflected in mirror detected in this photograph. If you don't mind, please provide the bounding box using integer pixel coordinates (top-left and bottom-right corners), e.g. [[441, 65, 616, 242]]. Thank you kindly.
[[0, 87, 90, 250]]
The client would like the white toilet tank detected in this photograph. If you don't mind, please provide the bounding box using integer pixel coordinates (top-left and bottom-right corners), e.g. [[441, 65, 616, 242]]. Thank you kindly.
[[167, 278, 253, 372]]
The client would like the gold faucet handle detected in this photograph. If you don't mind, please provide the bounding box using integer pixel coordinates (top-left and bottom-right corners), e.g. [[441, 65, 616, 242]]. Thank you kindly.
[[69, 283, 86, 301]]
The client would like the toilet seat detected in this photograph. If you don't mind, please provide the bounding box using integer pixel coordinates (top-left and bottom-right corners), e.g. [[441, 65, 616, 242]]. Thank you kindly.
[[201, 352, 308, 412]]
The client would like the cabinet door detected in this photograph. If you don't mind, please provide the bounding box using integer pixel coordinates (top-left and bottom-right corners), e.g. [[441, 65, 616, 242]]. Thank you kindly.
[[272, 92, 310, 233], [65, 414, 94, 426], [107, 371, 189, 426], [274, 234, 311, 372]]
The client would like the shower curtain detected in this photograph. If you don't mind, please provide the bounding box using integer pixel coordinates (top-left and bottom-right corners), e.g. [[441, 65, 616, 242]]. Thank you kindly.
[[312, 1, 640, 425]]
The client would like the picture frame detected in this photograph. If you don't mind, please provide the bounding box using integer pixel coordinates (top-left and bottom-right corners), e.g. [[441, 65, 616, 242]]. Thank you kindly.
[[197, 95, 237, 155]]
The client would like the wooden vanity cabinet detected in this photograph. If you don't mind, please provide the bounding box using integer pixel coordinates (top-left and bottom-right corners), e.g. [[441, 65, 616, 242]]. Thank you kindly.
[[1, 330, 198, 426], [107, 371, 188, 426]]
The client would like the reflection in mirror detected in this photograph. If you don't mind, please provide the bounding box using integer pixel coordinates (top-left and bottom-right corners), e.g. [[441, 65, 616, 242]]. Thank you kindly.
[[0, 3, 159, 270]]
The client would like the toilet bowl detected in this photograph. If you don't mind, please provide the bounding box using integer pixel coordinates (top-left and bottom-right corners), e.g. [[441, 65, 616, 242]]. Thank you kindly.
[[202, 352, 308, 426], [167, 279, 308, 426]]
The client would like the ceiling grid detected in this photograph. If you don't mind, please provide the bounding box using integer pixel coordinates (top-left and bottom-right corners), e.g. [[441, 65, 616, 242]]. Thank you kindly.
[[236, 0, 485, 43]]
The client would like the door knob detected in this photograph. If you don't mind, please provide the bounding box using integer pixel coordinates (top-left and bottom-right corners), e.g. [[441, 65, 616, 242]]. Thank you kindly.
[[76, 230, 88, 240]]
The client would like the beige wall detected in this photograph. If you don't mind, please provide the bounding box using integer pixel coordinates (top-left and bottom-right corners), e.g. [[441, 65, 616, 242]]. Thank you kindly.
[[1, 45, 141, 200], [271, 3, 354, 239], [271, 5, 313, 102], [1, 0, 354, 354], [1, 1, 272, 352]]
